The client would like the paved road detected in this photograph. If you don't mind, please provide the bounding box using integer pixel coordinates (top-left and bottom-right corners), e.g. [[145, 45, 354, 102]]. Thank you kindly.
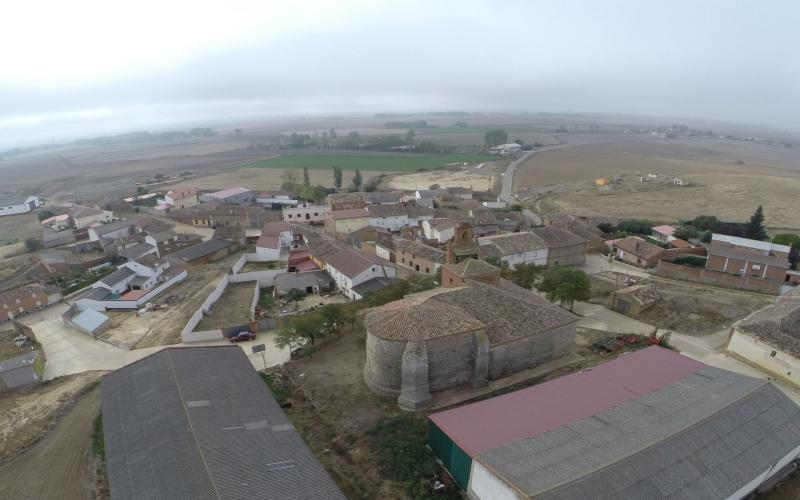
[[20, 304, 288, 380]]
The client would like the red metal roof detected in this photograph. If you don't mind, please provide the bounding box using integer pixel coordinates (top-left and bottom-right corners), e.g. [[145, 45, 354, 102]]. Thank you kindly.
[[428, 347, 704, 457]]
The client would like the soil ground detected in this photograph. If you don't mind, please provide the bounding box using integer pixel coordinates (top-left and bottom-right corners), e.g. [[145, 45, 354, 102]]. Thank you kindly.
[[384, 165, 496, 191], [0, 385, 101, 500], [516, 137, 800, 229], [0, 371, 101, 459], [195, 282, 257, 331]]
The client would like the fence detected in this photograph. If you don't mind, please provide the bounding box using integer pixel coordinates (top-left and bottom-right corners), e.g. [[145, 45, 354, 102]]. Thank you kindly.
[[250, 281, 260, 321], [653, 261, 781, 295], [231, 254, 247, 274], [229, 269, 283, 287]]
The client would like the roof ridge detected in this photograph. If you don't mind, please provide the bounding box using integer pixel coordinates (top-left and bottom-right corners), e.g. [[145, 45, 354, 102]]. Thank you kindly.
[[165, 348, 223, 500], [523, 374, 769, 497]]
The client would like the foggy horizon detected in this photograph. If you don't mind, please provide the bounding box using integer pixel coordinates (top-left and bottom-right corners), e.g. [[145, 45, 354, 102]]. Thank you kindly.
[[2, 0, 799, 150]]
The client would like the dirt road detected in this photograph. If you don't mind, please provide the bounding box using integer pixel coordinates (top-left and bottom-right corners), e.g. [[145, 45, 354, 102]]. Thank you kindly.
[[0, 387, 100, 500]]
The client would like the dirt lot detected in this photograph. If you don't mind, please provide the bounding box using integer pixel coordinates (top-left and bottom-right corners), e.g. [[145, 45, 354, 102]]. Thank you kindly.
[[0, 211, 42, 244], [384, 165, 496, 191], [517, 138, 800, 229], [0, 371, 101, 460], [195, 282, 257, 331], [0, 384, 101, 500]]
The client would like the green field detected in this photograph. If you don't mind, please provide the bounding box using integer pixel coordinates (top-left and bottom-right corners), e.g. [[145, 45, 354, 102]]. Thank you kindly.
[[244, 153, 485, 172]]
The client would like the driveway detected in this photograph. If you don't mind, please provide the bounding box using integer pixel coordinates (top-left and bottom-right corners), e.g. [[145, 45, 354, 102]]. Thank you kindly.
[[19, 304, 289, 380]]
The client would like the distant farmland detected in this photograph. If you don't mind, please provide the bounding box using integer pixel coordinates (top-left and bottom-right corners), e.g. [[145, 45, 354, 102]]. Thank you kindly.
[[244, 153, 485, 172]]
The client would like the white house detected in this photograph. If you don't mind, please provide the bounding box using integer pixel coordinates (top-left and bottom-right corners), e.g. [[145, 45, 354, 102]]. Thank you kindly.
[[367, 205, 435, 232], [489, 143, 522, 156], [324, 248, 396, 300], [0, 195, 41, 217], [70, 205, 113, 229], [422, 219, 457, 243], [164, 188, 199, 210], [482, 199, 508, 209], [651, 225, 676, 244], [255, 221, 296, 261], [88, 219, 138, 241], [478, 232, 549, 268], [257, 191, 299, 207], [283, 203, 329, 224]]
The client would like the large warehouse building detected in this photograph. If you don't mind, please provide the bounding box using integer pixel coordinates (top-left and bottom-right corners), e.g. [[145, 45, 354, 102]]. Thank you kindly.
[[428, 347, 800, 499], [101, 346, 345, 500]]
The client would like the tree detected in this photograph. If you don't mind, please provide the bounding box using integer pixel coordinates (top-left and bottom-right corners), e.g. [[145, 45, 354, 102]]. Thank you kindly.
[[690, 215, 719, 232], [352, 169, 363, 191], [332, 166, 343, 190], [302, 166, 310, 186], [319, 304, 344, 333], [484, 129, 508, 147], [745, 205, 767, 240], [774, 234, 800, 269], [136, 186, 147, 196], [514, 139, 524, 146], [428, 183, 441, 190], [404, 129, 415, 146], [274, 327, 305, 356], [502, 262, 542, 289], [24, 237, 43, 252], [536, 267, 591, 311], [291, 313, 326, 346], [37, 210, 55, 221], [285, 288, 307, 303]]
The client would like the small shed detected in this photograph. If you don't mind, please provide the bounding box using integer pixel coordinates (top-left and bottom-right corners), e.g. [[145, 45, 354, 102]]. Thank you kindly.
[[70, 308, 112, 336], [611, 284, 659, 318], [0, 351, 43, 390]]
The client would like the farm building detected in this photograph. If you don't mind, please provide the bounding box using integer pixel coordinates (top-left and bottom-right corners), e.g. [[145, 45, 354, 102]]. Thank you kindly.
[[101, 346, 345, 500], [325, 208, 371, 236], [363, 279, 578, 410], [544, 213, 604, 252], [706, 233, 790, 281], [88, 219, 138, 242], [0, 350, 43, 390], [324, 247, 396, 300], [40, 213, 72, 231], [428, 346, 800, 499], [274, 271, 333, 297], [257, 190, 298, 207], [393, 238, 445, 276], [170, 239, 236, 265], [0, 194, 40, 216], [0, 284, 60, 323], [199, 186, 254, 205], [727, 288, 800, 387], [70, 205, 113, 228]]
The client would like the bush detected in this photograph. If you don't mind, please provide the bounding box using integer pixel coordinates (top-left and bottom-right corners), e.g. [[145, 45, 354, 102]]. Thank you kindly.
[[24, 237, 43, 252], [673, 256, 707, 267], [91, 413, 105, 458]]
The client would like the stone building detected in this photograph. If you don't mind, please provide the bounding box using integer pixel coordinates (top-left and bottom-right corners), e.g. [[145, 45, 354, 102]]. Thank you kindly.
[[363, 279, 578, 410], [531, 226, 589, 266]]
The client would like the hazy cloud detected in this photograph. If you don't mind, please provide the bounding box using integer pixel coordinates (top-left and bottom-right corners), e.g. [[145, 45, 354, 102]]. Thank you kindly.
[[2, 0, 799, 148]]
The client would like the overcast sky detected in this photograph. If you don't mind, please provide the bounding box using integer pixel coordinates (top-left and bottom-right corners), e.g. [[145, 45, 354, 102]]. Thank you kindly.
[[2, 0, 799, 149]]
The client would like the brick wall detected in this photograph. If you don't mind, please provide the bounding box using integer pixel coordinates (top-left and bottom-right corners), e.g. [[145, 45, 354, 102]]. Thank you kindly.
[[654, 261, 781, 294]]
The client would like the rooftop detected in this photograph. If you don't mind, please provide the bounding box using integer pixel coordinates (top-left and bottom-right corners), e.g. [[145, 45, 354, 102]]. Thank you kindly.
[[256, 234, 280, 249], [736, 289, 800, 357], [479, 232, 547, 255], [365, 279, 576, 345], [613, 236, 664, 260], [651, 224, 676, 236], [430, 347, 800, 499], [101, 347, 345, 500], [167, 187, 197, 199], [324, 247, 384, 278], [91, 218, 139, 236], [712, 233, 791, 254], [393, 238, 445, 262], [261, 221, 291, 236], [274, 271, 332, 293], [99, 267, 136, 287], [206, 186, 251, 199], [445, 258, 501, 279], [171, 239, 234, 262], [351, 277, 400, 297], [531, 225, 588, 248], [330, 208, 369, 221]]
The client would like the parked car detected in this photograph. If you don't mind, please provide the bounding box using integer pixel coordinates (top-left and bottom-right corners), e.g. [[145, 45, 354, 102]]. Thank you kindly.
[[229, 331, 256, 343]]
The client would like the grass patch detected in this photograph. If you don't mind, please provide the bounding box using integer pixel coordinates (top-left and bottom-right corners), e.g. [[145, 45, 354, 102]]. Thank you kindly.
[[673, 255, 708, 267], [91, 413, 105, 458], [244, 154, 485, 172], [369, 415, 461, 499], [259, 372, 291, 405], [0, 238, 19, 246]]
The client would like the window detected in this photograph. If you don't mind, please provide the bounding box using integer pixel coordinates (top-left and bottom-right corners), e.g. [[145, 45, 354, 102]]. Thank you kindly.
[[425, 267, 430, 274], [771, 350, 777, 357]]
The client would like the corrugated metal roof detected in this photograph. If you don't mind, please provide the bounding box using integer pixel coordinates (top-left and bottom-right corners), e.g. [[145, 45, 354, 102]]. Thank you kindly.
[[428, 347, 703, 456], [71, 308, 110, 333], [102, 347, 345, 500]]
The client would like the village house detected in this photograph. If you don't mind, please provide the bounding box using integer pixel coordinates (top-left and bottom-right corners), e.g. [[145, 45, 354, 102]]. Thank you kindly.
[[88, 219, 138, 242], [40, 213, 72, 231], [440, 258, 502, 288], [70, 205, 113, 229], [40, 249, 111, 275], [166, 207, 212, 227], [324, 247, 396, 300], [393, 238, 445, 276], [470, 209, 523, 236], [478, 232, 548, 268], [530, 226, 588, 266], [363, 278, 578, 410], [612, 236, 664, 268], [651, 224, 677, 244], [256, 190, 298, 208], [199, 186, 254, 205], [0, 284, 60, 323], [422, 218, 459, 243], [706, 233, 790, 281], [727, 288, 800, 387], [545, 213, 604, 252], [325, 208, 370, 236], [255, 221, 295, 261], [283, 203, 329, 224], [100, 347, 346, 500], [0, 194, 41, 217], [367, 204, 434, 232], [488, 142, 522, 155], [328, 192, 367, 211], [428, 346, 800, 498], [210, 205, 249, 227], [164, 187, 199, 209]]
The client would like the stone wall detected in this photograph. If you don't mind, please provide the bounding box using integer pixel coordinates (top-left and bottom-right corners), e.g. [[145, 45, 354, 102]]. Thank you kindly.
[[488, 323, 576, 380], [653, 261, 781, 295], [363, 332, 407, 396], [425, 330, 480, 392]]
